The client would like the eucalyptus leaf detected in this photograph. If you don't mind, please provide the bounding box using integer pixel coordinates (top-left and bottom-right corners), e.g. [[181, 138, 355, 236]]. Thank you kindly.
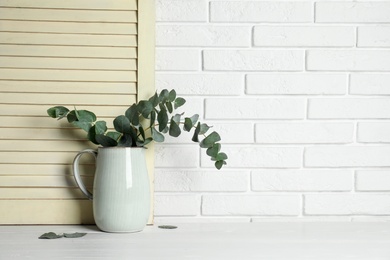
[[174, 97, 186, 109], [125, 104, 139, 126], [144, 137, 153, 145], [150, 110, 156, 127], [118, 133, 134, 147], [72, 120, 92, 132], [87, 125, 98, 144], [161, 125, 169, 134], [151, 128, 165, 142], [149, 92, 159, 107], [200, 131, 221, 148], [39, 232, 63, 239], [169, 119, 181, 137], [206, 143, 221, 158], [215, 152, 228, 161], [64, 232, 87, 238], [215, 160, 226, 170], [159, 89, 169, 102], [47, 106, 69, 119], [114, 115, 131, 134], [95, 134, 118, 147], [184, 114, 199, 132], [137, 100, 153, 118], [183, 117, 193, 132], [199, 123, 211, 135], [39, 232, 87, 239], [168, 89, 176, 102], [139, 125, 145, 140], [66, 110, 77, 123], [106, 131, 121, 141], [142, 137, 153, 146], [192, 122, 201, 142], [190, 114, 199, 125], [75, 110, 96, 123], [157, 108, 168, 132], [94, 121, 107, 135], [158, 225, 177, 229], [165, 101, 173, 113], [172, 113, 182, 124]]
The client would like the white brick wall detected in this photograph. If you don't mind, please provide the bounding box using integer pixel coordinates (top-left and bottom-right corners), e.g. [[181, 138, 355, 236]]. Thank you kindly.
[[154, 0, 390, 223]]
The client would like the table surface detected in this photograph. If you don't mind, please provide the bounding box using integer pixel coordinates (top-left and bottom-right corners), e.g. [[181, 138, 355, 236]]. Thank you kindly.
[[1, 222, 389, 260]]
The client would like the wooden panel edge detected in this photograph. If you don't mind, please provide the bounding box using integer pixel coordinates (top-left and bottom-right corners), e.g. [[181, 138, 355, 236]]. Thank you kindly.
[[137, 0, 155, 225]]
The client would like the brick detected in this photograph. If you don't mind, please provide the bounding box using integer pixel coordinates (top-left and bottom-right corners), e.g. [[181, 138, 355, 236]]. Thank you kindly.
[[307, 50, 390, 71], [254, 26, 354, 47], [202, 195, 301, 216], [154, 217, 251, 224], [357, 122, 390, 143], [246, 73, 347, 95], [156, 49, 199, 71], [255, 122, 353, 144], [210, 1, 312, 22], [305, 194, 390, 215], [155, 170, 249, 192], [156, 25, 251, 47], [156, 73, 243, 96], [305, 146, 390, 167], [308, 98, 390, 119], [201, 146, 303, 168], [155, 145, 199, 168], [350, 74, 390, 95], [205, 98, 305, 119], [316, 2, 390, 23], [203, 50, 304, 71], [352, 217, 390, 222], [210, 123, 254, 144], [156, 0, 207, 22], [252, 217, 352, 222], [356, 170, 390, 191], [154, 195, 200, 216], [251, 170, 353, 191], [358, 26, 390, 47]]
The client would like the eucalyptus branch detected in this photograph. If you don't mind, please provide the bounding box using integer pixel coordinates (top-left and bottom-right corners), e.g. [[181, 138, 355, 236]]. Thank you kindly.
[[47, 89, 227, 169]]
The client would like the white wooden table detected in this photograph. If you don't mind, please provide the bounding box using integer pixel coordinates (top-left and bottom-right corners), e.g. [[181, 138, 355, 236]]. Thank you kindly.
[[1, 223, 389, 259]]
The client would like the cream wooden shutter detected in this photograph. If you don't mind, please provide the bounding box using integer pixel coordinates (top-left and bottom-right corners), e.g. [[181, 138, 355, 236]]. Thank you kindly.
[[0, 0, 155, 224]]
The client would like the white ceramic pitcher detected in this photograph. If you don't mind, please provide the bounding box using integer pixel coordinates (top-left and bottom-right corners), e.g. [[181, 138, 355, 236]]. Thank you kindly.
[[73, 147, 150, 233]]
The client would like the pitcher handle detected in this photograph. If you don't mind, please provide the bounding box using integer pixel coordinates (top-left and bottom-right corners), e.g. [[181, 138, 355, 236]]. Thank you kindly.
[[72, 149, 97, 200]]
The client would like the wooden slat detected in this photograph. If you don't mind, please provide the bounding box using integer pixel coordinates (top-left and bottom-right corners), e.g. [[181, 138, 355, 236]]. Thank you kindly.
[[0, 45, 137, 58], [1, 116, 116, 129], [0, 129, 88, 141], [0, 164, 95, 176], [0, 188, 89, 199], [0, 93, 136, 106], [0, 200, 94, 224], [0, 69, 137, 81], [0, 57, 137, 70], [0, 32, 137, 47], [0, 128, 119, 141], [0, 140, 96, 152], [0, 0, 137, 10], [0, 176, 93, 187], [0, 81, 137, 94], [0, 8, 137, 23], [0, 104, 130, 117], [0, 20, 137, 35], [0, 152, 96, 164]]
